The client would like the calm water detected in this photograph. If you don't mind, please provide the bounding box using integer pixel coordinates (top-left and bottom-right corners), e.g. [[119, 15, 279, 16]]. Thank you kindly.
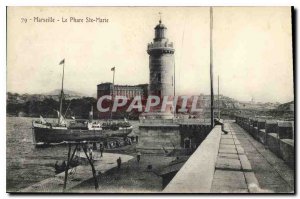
[[6, 117, 139, 192]]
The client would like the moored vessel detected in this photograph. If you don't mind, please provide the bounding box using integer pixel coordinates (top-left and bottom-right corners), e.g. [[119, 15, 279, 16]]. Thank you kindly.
[[32, 59, 133, 145], [32, 118, 133, 144]]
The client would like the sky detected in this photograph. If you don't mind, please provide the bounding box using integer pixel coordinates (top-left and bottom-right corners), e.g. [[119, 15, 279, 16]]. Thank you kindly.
[[7, 7, 293, 103]]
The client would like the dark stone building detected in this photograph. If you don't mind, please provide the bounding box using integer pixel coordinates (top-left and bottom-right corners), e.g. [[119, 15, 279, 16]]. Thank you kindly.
[[96, 83, 149, 119], [97, 83, 148, 100]]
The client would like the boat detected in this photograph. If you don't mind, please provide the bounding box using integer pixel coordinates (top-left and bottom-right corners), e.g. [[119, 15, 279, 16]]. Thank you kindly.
[[32, 59, 133, 145], [32, 117, 133, 144]]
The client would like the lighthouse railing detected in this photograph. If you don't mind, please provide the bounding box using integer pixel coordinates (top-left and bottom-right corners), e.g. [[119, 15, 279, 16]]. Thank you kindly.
[[147, 42, 174, 49]]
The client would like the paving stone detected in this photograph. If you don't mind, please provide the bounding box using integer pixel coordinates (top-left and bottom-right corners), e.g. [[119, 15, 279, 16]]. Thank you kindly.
[[231, 135, 238, 139], [234, 139, 241, 145], [239, 154, 252, 172], [219, 148, 237, 154], [235, 137, 248, 140], [215, 158, 241, 171], [231, 133, 244, 135], [221, 134, 233, 139], [218, 153, 239, 159], [241, 145, 257, 153], [244, 172, 260, 193], [219, 144, 236, 149], [236, 145, 245, 154], [211, 170, 248, 193], [213, 169, 243, 180], [211, 187, 248, 193], [220, 139, 235, 145]]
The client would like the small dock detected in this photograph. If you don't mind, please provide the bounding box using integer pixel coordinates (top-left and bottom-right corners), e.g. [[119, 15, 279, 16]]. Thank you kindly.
[[20, 152, 134, 192]]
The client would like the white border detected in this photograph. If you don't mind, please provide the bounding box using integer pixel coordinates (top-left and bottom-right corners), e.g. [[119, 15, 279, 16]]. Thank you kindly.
[[1, 0, 298, 198]]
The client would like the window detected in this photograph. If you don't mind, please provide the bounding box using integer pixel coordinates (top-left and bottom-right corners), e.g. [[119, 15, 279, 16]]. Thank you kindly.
[[157, 73, 161, 82]]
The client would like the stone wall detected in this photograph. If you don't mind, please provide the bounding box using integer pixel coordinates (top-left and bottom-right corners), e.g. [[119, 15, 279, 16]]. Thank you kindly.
[[236, 116, 294, 169], [136, 124, 181, 154], [163, 125, 222, 193], [136, 122, 212, 154]]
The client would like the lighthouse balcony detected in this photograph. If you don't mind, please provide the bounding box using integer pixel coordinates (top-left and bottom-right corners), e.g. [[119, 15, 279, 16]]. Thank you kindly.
[[147, 42, 174, 50], [147, 42, 175, 55]]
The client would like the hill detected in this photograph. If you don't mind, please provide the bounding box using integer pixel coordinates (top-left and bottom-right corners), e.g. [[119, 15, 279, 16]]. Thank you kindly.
[[276, 101, 294, 112], [43, 89, 85, 97]]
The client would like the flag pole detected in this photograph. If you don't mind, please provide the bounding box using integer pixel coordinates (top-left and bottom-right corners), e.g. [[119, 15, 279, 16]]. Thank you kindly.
[[110, 67, 115, 120], [58, 59, 65, 125], [218, 75, 220, 120], [173, 60, 176, 117], [210, 7, 214, 128]]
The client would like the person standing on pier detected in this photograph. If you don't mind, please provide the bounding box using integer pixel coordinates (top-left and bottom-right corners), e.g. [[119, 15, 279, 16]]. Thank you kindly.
[[117, 157, 122, 169], [137, 152, 141, 163], [135, 135, 139, 143], [89, 147, 93, 161], [92, 143, 97, 150], [100, 143, 104, 157]]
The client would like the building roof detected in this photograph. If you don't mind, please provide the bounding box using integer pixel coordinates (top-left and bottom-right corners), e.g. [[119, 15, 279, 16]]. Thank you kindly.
[[97, 82, 148, 88], [155, 20, 167, 29]]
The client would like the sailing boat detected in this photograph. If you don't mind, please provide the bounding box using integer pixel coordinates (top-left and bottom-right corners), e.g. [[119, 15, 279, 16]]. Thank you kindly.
[[32, 59, 133, 146], [32, 59, 69, 131]]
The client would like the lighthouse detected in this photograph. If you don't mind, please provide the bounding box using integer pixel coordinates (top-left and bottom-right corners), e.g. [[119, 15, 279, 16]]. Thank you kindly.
[[137, 16, 181, 154], [146, 18, 175, 119]]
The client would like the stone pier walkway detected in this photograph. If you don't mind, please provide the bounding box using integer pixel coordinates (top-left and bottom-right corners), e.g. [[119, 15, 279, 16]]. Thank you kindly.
[[20, 152, 134, 192], [211, 122, 294, 193]]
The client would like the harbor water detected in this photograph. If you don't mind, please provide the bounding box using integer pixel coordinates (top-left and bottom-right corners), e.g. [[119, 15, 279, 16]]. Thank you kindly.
[[6, 116, 139, 192]]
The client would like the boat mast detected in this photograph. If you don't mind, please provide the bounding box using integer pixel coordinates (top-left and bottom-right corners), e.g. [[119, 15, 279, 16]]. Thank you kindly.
[[90, 105, 94, 121], [210, 7, 214, 127], [58, 59, 65, 125]]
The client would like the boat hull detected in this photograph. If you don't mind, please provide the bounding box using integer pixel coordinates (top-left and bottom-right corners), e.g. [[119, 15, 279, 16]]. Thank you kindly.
[[32, 126, 133, 144]]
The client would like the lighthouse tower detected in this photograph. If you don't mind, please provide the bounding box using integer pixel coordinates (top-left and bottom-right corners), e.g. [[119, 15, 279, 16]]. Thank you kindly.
[[146, 18, 175, 119], [137, 17, 181, 154]]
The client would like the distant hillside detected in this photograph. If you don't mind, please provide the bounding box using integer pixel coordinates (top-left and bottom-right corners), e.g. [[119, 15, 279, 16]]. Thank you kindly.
[[43, 89, 85, 97], [276, 101, 294, 111], [7, 89, 86, 104]]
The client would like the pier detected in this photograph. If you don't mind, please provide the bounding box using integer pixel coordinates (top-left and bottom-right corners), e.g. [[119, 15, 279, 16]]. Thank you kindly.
[[164, 121, 294, 193]]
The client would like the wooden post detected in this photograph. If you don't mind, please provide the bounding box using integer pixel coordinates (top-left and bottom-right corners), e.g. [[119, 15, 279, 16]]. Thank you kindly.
[[82, 144, 99, 190], [69, 144, 79, 162], [63, 143, 71, 192]]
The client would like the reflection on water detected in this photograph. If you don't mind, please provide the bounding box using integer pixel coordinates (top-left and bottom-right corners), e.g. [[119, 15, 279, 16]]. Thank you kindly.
[[6, 117, 139, 192]]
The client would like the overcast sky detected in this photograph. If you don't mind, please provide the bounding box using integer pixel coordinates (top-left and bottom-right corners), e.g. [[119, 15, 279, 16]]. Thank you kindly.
[[7, 7, 293, 103]]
